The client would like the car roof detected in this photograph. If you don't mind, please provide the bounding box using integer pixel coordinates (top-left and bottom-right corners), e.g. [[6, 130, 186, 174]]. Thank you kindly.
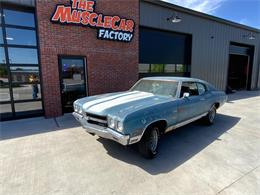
[[141, 76, 205, 83]]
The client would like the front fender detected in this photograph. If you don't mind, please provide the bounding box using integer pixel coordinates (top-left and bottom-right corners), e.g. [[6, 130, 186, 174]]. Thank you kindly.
[[123, 102, 178, 144]]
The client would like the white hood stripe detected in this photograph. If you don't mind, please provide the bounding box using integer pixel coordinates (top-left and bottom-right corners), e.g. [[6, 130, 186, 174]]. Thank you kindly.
[[88, 92, 154, 113], [82, 91, 139, 110]]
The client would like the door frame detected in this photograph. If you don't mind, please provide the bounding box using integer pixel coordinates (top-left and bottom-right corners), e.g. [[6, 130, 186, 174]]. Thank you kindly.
[[227, 53, 250, 91], [58, 55, 88, 114], [227, 42, 255, 91]]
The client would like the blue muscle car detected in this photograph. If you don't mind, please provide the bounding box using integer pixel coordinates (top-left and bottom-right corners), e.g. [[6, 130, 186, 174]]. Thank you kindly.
[[73, 77, 227, 158]]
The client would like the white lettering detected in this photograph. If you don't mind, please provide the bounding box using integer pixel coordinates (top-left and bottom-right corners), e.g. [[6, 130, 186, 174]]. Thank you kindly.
[[97, 29, 133, 42], [118, 32, 123, 40], [114, 31, 119, 39], [104, 30, 109, 38], [98, 29, 105, 38], [123, 33, 128, 41], [109, 31, 115, 39], [128, 34, 133, 41]]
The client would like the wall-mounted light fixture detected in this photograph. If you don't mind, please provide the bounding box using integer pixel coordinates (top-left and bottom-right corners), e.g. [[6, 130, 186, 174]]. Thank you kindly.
[[243, 32, 255, 40], [167, 12, 182, 23], [6, 37, 14, 41]]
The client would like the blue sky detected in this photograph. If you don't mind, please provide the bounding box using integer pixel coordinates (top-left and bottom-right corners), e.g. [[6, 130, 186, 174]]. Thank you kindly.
[[163, 0, 260, 29]]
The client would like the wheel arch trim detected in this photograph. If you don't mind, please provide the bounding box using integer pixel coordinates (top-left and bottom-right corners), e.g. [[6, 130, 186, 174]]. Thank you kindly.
[[129, 119, 168, 145]]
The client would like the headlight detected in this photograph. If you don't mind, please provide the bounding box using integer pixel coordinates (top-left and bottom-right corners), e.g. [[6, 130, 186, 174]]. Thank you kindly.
[[117, 121, 124, 132], [108, 115, 124, 132], [108, 116, 116, 129], [78, 107, 83, 114], [73, 102, 83, 114], [74, 104, 79, 112]]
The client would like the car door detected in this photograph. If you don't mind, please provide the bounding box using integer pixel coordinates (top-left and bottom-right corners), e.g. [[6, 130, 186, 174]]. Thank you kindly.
[[196, 82, 211, 114], [177, 82, 202, 123]]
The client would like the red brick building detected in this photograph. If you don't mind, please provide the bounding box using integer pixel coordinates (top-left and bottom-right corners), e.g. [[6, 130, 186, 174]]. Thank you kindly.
[[1, 0, 139, 120], [36, 0, 139, 117], [1, 0, 259, 121]]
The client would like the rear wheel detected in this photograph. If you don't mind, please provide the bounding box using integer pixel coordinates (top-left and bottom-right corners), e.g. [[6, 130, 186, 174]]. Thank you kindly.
[[138, 126, 159, 159], [204, 105, 216, 125]]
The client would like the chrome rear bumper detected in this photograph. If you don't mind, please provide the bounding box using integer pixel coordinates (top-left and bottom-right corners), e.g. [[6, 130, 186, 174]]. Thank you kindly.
[[72, 112, 130, 145]]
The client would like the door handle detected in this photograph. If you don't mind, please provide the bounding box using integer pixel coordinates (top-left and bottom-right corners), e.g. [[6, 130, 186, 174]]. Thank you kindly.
[[200, 98, 205, 101]]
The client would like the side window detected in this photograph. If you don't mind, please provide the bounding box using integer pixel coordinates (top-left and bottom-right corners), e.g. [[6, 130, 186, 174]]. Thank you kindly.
[[180, 82, 199, 97], [189, 82, 199, 96], [180, 82, 190, 98], [197, 83, 206, 95]]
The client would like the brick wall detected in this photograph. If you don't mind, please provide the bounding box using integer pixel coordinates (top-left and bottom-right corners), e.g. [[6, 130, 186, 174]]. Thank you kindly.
[[36, 0, 139, 117]]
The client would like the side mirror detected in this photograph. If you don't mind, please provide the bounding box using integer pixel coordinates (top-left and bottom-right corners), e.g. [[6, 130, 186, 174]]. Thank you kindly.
[[183, 92, 190, 98]]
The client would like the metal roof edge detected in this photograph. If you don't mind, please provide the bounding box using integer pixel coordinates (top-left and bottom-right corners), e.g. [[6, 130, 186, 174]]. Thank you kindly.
[[141, 0, 260, 33]]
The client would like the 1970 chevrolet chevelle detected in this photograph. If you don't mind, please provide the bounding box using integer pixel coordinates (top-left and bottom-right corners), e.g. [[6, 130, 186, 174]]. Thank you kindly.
[[73, 77, 227, 158]]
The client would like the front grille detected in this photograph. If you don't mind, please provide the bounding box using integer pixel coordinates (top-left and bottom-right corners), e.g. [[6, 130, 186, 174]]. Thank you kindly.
[[85, 113, 107, 127]]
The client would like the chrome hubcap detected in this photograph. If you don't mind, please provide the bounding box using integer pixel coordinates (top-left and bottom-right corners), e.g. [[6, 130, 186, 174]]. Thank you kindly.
[[150, 129, 158, 152], [209, 109, 216, 122]]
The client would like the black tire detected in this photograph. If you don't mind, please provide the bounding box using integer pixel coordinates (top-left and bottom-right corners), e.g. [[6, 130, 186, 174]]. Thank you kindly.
[[204, 105, 216, 125], [138, 126, 159, 159]]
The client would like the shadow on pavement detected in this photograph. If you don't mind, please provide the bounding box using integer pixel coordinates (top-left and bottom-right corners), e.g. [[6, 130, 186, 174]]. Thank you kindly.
[[0, 113, 80, 140], [228, 90, 260, 102], [98, 113, 240, 175]]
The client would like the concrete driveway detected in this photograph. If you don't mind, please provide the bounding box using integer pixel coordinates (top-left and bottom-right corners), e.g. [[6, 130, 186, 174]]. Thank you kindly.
[[0, 91, 260, 195]]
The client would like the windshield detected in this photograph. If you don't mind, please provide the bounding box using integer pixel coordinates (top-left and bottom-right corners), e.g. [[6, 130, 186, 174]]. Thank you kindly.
[[130, 80, 178, 97]]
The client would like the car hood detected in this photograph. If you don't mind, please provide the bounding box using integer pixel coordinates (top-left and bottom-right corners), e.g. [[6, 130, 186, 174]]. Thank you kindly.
[[76, 91, 172, 118]]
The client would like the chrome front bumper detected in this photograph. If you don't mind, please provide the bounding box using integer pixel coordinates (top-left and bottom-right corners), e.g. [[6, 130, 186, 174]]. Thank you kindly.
[[72, 112, 130, 145]]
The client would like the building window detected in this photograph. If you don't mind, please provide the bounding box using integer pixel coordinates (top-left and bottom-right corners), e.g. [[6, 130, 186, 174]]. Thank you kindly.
[[164, 64, 176, 73], [6, 28, 37, 46], [176, 64, 185, 72], [0, 27, 3, 43], [0, 104, 12, 117], [3, 9, 35, 27], [8, 48, 38, 64], [10, 66, 39, 83], [139, 64, 150, 73], [151, 64, 164, 73], [0, 5, 42, 121], [0, 47, 6, 63], [139, 63, 190, 78]]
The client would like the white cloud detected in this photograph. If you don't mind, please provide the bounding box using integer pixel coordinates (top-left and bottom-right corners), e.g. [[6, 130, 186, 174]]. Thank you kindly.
[[163, 0, 225, 14], [239, 18, 248, 25]]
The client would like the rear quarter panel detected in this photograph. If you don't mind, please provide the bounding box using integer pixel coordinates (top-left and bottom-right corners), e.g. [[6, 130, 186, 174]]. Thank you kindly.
[[210, 90, 228, 108], [205, 81, 227, 109]]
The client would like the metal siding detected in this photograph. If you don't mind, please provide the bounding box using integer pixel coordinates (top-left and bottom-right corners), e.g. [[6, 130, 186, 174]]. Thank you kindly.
[[140, 1, 260, 90], [256, 42, 260, 89]]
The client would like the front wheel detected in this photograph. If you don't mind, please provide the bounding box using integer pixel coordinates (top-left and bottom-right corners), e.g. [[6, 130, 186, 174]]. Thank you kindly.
[[204, 105, 216, 125], [138, 126, 159, 159]]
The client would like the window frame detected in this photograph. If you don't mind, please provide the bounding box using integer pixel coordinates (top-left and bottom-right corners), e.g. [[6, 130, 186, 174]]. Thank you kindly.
[[8, 47, 39, 64], [58, 55, 88, 114], [0, 3, 44, 121], [196, 82, 207, 96], [138, 63, 191, 79], [5, 27, 37, 46], [2, 7, 35, 28], [180, 81, 199, 98]]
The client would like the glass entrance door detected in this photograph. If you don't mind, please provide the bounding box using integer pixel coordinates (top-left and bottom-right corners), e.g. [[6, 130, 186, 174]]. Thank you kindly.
[[59, 56, 87, 113]]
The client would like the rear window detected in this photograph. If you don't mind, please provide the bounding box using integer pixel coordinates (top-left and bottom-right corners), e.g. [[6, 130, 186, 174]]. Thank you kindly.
[[207, 83, 217, 91]]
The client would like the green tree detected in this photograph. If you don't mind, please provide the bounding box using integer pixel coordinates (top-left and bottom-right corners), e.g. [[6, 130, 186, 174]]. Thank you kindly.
[[0, 66, 7, 78], [151, 64, 164, 73]]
